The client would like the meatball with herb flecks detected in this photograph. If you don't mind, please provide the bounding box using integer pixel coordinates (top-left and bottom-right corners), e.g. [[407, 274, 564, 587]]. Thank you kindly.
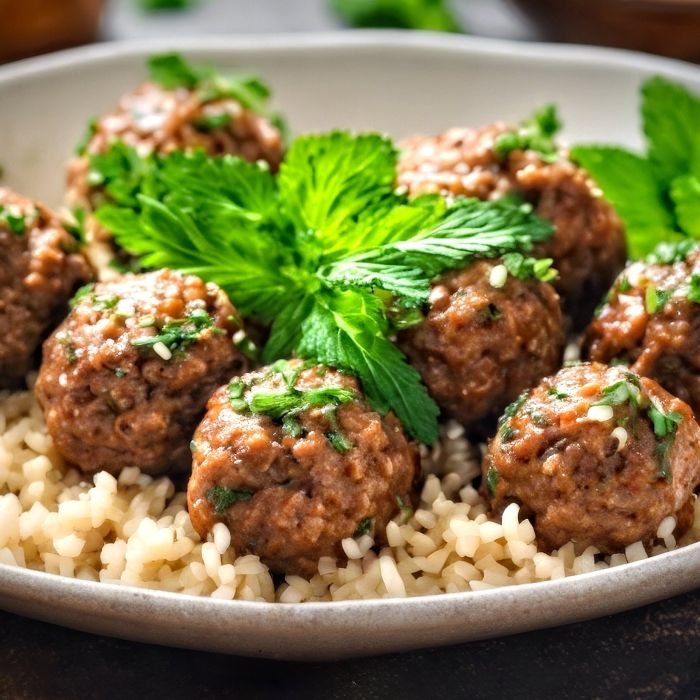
[[482, 363, 700, 553], [584, 242, 700, 417], [187, 361, 419, 577], [397, 123, 626, 326], [397, 258, 565, 433], [35, 269, 247, 475], [66, 80, 283, 212], [0, 187, 91, 388]]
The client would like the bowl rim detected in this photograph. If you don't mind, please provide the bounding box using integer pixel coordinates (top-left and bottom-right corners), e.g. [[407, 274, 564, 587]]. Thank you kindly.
[[1, 30, 699, 86]]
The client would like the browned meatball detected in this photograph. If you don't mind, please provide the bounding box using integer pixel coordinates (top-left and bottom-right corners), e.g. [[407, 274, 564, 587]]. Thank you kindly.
[[397, 124, 627, 326], [483, 363, 700, 553], [0, 187, 91, 388], [35, 269, 246, 475], [187, 362, 419, 577], [66, 80, 284, 210], [397, 259, 565, 432], [584, 246, 700, 417]]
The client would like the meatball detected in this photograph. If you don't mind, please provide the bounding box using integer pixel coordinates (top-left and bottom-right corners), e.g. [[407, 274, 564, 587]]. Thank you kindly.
[[35, 269, 246, 475], [397, 259, 565, 431], [584, 246, 700, 416], [0, 187, 91, 388], [483, 363, 700, 553], [397, 123, 626, 326], [187, 362, 419, 577], [66, 80, 284, 209]]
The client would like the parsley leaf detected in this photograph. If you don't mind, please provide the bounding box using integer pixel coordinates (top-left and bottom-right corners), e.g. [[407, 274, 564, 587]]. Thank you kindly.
[[147, 52, 277, 119], [205, 485, 253, 514], [494, 104, 561, 162], [688, 274, 700, 304], [0, 205, 28, 236], [501, 252, 558, 282], [131, 308, 223, 357]]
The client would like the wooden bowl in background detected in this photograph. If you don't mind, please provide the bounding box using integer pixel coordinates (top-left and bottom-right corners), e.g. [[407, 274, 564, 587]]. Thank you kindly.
[[0, 0, 104, 63], [510, 0, 700, 62]]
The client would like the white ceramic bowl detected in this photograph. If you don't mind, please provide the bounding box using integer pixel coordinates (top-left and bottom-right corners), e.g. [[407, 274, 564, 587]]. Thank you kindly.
[[0, 32, 699, 661]]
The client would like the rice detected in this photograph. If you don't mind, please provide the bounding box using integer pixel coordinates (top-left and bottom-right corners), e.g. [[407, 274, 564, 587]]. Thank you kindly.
[[1, 387, 698, 602]]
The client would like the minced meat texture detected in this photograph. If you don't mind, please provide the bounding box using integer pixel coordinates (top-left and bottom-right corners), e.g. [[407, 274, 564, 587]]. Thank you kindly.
[[584, 247, 700, 417], [397, 123, 627, 327], [66, 80, 284, 210], [0, 187, 91, 388], [187, 362, 419, 577], [483, 363, 700, 553], [397, 259, 565, 432], [35, 269, 246, 475]]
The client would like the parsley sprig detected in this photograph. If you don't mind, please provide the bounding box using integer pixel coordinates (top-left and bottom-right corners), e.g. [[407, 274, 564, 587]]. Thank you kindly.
[[494, 104, 562, 163], [131, 308, 223, 356], [97, 126, 553, 443]]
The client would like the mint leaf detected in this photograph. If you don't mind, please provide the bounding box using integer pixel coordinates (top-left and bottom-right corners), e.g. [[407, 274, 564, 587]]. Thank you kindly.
[[642, 76, 700, 187], [571, 145, 678, 258], [670, 174, 700, 238], [297, 289, 440, 444], [278, 131, 397, 249], [342, 197, 553, 278]]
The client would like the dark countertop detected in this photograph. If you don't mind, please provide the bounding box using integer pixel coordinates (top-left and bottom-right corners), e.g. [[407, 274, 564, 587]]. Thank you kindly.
[[2, 588, 699, 699]]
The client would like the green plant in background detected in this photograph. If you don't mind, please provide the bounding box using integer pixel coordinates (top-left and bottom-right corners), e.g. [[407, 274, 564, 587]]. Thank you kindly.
[[330, 0, 463, 32], [136, 0, 196, 11]]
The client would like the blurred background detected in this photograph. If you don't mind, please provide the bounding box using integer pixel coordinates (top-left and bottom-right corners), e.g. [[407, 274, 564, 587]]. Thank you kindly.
[[0, 0, 699, 64]]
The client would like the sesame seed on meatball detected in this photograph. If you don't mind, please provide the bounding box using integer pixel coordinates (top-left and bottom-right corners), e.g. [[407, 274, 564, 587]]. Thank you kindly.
[[584, 244, 700, 417]]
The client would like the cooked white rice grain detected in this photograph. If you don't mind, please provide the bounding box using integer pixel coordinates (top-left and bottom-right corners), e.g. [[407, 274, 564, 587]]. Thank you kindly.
[[0, 385, 698, 602]]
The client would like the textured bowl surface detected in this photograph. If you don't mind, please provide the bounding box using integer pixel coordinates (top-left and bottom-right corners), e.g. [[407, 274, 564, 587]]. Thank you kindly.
[[0, 32, 699, 661]]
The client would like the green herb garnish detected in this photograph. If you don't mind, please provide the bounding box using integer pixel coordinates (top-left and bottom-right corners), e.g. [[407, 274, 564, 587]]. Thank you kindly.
[[688, 274, 700, 304], [647, 401, 683, 480], [193, 113, 232, 133], [0, 205, 27, 235], [486, 466, 500, 496], [147, 53, 280, 126], [501, 252, 558, 283], [69, 283, 96, 309], [592, 376, 642, 409], [645, 285, 673, 314], [98, 127, 552, 444], [646, 240, 695, 265], [75, 118, 98, 156], [114, 368, 127, 378], [396, 495, 413, 524], [572, 77, 700, 258], [494, 104, 561, 163], [64, 208, 87, 246], [547, 387, 570, 400], [354, 517, 374, 538], [205, 485, 253, 514], [131, 308, 222, 356], [330, 0, 462, 32]]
